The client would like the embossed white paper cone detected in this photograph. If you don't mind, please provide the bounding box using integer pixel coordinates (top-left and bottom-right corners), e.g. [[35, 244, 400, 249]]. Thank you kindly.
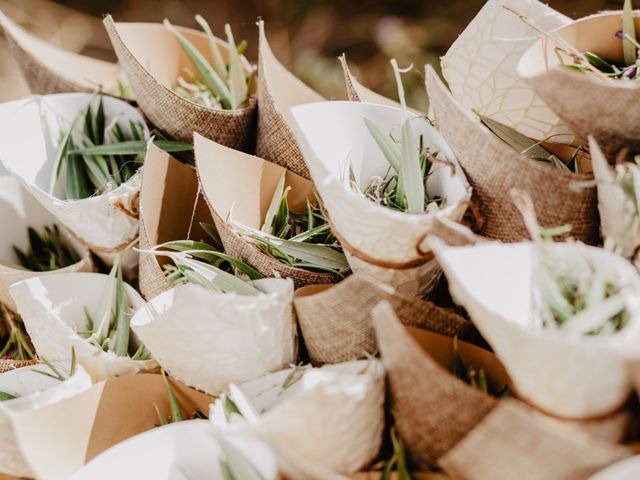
[[131, 278, 296, 395], [10, 272, 158, 381]]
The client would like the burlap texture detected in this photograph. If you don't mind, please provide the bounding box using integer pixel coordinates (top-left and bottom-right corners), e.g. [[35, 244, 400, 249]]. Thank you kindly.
[[255, 21, 324, 179], [340, 54, 361, 102], [372, 301, 497, 469], [138, 216, 171, 301], [0, 359, 38, 374], [103, 16, 256, 149], [425, 65, 598, 244], [294, 275, 473, 366]]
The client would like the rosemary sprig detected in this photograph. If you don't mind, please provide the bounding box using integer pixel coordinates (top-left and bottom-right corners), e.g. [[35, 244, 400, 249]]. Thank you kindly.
[[12, 225, 80, 272]]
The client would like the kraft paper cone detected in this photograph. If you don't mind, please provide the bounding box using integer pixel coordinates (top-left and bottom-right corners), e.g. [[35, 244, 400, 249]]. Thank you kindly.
[[293, 274, 473, 365], [0, 10, 122, 95], [9, 373, 213, 480], [290, 100, 470, 295], [0, 93, 148, 253], [103, 16, 256, 149], [429, 239, 640, 419], [440, 0, 571, 141], [255, 20, 324, 179], [10, 272, 159, 381], [518, 11, 640, 155], [212, 360, 385, 476], [425, 65, 599, 244], [131, 278, 296, 395], [0, 363, 92, 478], [194, 133, 345, 287], [0, 175, 92, 311], [138, 144, 212, 300]]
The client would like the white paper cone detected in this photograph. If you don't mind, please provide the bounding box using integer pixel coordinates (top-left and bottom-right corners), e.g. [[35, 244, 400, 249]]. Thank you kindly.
[[0, 93, 149, 252], [589, 456, 640, 480], [441, 0, 571, 142], [429, 239, 640, 419], [131, 279, 295, 395], [0, 363, 92, 477], [0, 175, 92, 310], [10, 272, 158, 381]]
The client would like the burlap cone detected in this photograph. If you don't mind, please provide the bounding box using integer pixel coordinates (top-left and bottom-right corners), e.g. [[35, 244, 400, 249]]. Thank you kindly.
[[194, 133, 344, 288], [255, 20, 324, 179], [294, 274, 473, 365], [518, 11, 640, 155], [0, 10, 121, 95], [0, 359, 37, 374], [425, 65, 598, 244], [339, 54, 402, 108], [103, 16, 256, 149]]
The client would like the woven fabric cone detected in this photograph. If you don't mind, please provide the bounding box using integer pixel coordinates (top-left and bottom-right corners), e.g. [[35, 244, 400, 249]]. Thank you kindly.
[[339, 54, 403, 108], [293, 274, 473, 365], [0, 359, 37, 374], [429, 238, 640, 419], [211, 360, 385, 476], [439, 398, 631, 480], [290, 101, 471, 294], [440, 0, 572, 142], [518, 11, 640, 154], [0, 363, 92, 477], [103, 16, 256, 149], [0, 10, 121, 95], [425, 65, 598, 244], [10, 272, 159, 381], [0, 175, 93, 311], [372, 301, 497, 469], [138, 144, 212, 300], [255, 20, 324, 179], [194, 132, 344, 288], [131, 279, 296, 395], [0, 93, 148, 253]]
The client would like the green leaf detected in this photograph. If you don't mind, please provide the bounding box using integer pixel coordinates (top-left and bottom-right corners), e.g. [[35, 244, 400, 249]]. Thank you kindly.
[[399, 119, 425, 214], [624, 0, 637, 66], [212, 429, 263, 480], [112, 258, 131, 357], [584, 51, 614, 72], [364, 117, 401, 173], [173, 256, 261, 296], [69, 139, 193, 156], [225, 24, 248, 109], [162, 370, 184, 423], [65, 153, 93, 200], [0, 391, 17, 401], [50, 110, 84, 194], [195, 15, 228, 79], [262, 173, 286, 234]]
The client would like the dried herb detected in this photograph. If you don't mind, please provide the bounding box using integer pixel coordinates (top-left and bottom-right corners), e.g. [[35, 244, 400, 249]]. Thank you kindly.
[[12, 225, 80, 272], [380, 427, 412, 480], [605, 157, 640, 257], [0, 304, 35, 361]]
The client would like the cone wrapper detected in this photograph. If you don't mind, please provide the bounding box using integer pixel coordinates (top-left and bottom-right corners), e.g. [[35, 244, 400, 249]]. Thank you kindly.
[[590, 457, 640, 480], [0, 175, 92, 311], [339, 55, 406, 110], [255, 20, 324, 179], [131, 278, 296, 395], [0, 364, 92, 477], [194, 132, 344, 287], [425, 64, 599, 244], [103, 16, 256, 150], [0, 93, 148, 252], [10, 272, 159, 381], [441, 0, 571, 141]]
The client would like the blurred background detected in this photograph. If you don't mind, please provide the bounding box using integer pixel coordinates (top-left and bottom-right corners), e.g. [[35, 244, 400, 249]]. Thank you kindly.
[[0, 0, 624, 109]]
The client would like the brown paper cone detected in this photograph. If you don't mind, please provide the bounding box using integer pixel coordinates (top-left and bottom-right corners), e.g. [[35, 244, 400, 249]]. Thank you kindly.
[[138, 144, 212, 300], [518, 11, 640, 155], [103, 16, 256, 149], [255, 20, 324, 179], [294, 275, 473, 365], [425, 65, 598, 244], [0, 359, 37, 374], [0, 10, 120, 95], [194, 132, 344, 288]]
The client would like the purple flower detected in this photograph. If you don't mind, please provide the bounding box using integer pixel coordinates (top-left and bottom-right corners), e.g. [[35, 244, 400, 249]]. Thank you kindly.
[[624, 66, 638, 78], [616, 30, 624, 39]]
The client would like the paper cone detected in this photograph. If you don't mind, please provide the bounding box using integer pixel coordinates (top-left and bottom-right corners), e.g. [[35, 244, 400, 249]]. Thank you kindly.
[[255, 20, 324, 179], [131, 278, 296, 395], [290, 100, 471, 295], [518, 11, 640, 154], [194, 132, 345, 287], [9, 373, 213, 480], [0, 175, 92, 311], [0, 10, 121, 95], [213, 360, 385, 476], [429, 239, 640, 419], [138, 145, 213, 300], [0, 93, 148, 253], [0, 363, 92, 477], [440, 0, 571, 142], [103, 16, 256, 149], [425, 65, 599, 244], [10, 272, 159, 381], [590, 457, 640, 480], [293, 274, 473, 365]]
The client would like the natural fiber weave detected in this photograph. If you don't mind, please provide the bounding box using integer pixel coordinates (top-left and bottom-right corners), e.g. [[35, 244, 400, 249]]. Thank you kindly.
[[0, 359, 38, 374], [340, 54, 361, 102], [294, 275, 473, 365], [255, 21, 324, 179], [138, 216, 171, 301], [104, 16, 256, 149], [372, 301, 496, 468], [425, 65, 598, 244]]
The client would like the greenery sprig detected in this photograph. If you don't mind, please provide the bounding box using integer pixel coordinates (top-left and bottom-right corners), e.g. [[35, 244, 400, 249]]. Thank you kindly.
[[12, 225, 80, 272]]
